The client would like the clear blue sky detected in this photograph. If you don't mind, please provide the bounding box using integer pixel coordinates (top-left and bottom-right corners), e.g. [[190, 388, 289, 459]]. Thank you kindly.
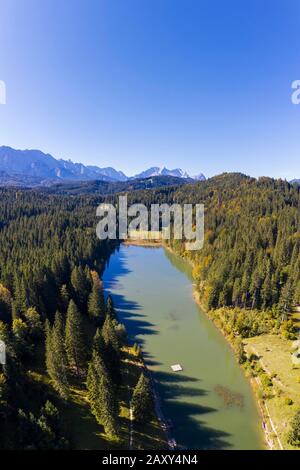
[[0, 0, 299, 178]]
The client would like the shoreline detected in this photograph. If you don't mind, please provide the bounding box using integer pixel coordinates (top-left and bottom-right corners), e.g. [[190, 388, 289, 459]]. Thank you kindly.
[[123, 239, 162, 247]]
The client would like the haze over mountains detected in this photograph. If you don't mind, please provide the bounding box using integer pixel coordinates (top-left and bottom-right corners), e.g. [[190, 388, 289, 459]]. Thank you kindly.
[[0, 146, 205, 187]]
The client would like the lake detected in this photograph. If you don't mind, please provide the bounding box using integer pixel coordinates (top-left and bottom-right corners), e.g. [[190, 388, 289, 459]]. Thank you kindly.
[[103, 244, 263, 450]]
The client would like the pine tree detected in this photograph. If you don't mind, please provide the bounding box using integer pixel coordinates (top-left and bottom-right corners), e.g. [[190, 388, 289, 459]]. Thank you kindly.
[[45, 314, 69, 399], [106, 294, 117, 320], [261, 270, 273, 310], [59, 284, 70, 313], [131, 372, 154, 424], [102, 315, 120, 353], [102, 315, 121, 384], [86, 351, 119, 438], [13, 276, 27, 317], [92, 328, 106, 357], [65, 300, 86, 375], [71, 266, 91, 310], [278, 281, 293, 319], [88, 282, 105, 326], [288, 408, 300, 447]]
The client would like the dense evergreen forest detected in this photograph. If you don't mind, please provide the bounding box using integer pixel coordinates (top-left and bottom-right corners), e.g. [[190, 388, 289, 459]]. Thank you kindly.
[[0, 172, 300, 449], [0, 189, 154, 449]]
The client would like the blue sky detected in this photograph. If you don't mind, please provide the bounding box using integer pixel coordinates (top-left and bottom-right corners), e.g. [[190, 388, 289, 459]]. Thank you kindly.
[[0, 0, 299, 178]]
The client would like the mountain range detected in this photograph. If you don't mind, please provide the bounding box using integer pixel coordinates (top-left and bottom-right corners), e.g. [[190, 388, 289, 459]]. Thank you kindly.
[[0, 146, 206, 186]]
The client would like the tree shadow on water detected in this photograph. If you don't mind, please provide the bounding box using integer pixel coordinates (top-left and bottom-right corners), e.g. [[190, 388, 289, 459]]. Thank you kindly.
[[153, 370, 232, 450], [103, 249, 132, 290], [111, 292, 158, 346], [103, 248, 158, 344]]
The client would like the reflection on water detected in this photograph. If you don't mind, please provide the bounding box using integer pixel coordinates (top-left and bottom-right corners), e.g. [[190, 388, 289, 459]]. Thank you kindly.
[[103, 245, 263, 450]]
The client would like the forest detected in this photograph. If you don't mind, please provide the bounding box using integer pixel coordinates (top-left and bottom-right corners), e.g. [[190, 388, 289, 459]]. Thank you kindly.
[[0, 188, 155, 449]]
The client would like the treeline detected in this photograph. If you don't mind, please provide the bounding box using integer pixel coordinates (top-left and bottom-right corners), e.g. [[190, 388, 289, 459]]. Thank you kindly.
[[0, 189, 154, 449]]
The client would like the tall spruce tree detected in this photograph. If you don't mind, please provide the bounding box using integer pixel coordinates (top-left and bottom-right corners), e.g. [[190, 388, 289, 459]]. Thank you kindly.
[[102, 315, 121, 383], [65, 300, 86, 375], [45, 314, 69, 399], [88, 282, 105, 326], [131, 372, 155, 424], [102, 315, 120, 353], [106, 294, 117, 320], [86, 350, 119, 438], [70, 266, 91, 311], [59, 284, 70, 313], [92, 328, 106, 357]]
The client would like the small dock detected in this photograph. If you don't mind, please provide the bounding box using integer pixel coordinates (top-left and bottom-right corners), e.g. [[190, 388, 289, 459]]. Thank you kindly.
[[171, 364, 183, 372]]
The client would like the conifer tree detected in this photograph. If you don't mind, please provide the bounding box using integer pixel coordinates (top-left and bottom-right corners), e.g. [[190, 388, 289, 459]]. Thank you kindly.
[[102, 315, 120, 353], [131, 372, 154, 424], [65, 300, 86, 375], [71, 266, 91, 310], [86, 350, 119, 438], [278, 281, 293, 318], [45, 319, 56, 388], [45, 314, 69, 399], [88, 282, 105, 326], [101, 315, 121, 384], [13, 276, 27, 317], [59, 284, 70, 313], [106, 294, 117, 320], [288, 408, 300, 447], [92, 328, 106, 357]]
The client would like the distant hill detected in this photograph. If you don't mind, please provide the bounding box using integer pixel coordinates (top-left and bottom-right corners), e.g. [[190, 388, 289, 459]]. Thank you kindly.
[[0, 146, 206, 187], [39, 175, 193, 195]]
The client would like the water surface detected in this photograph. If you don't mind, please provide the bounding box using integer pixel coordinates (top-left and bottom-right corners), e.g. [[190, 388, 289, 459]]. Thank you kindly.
[[103, 244, 263, 450]]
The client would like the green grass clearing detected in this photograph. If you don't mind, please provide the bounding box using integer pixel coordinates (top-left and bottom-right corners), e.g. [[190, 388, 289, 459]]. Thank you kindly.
[[245, 334, 300, 450]]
